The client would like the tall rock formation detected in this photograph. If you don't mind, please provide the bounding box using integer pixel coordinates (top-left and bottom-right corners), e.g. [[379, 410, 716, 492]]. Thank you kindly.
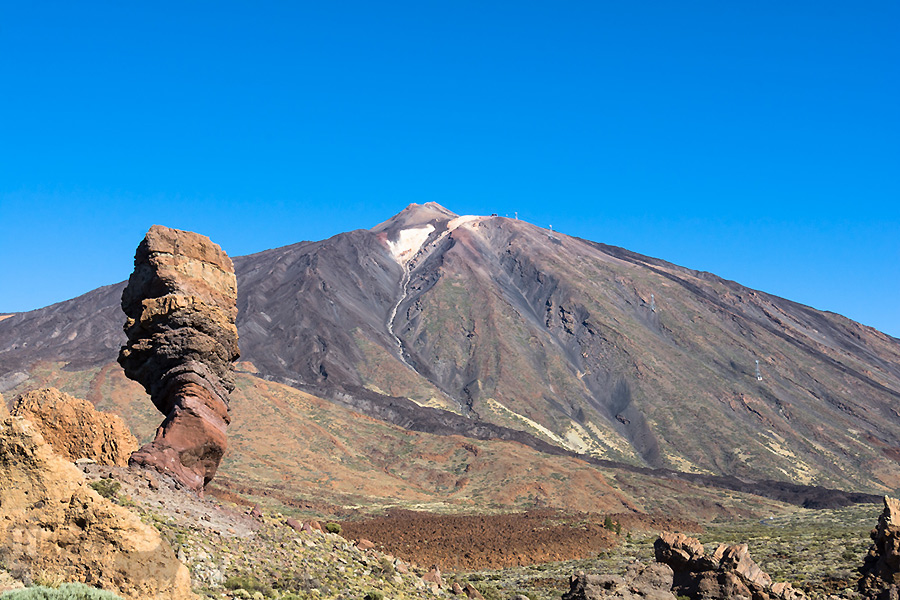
[[118, 225, 239, 492], [10, 387, 138, 466], [859, 496, 900, 600], [654, 532, 806, 600]]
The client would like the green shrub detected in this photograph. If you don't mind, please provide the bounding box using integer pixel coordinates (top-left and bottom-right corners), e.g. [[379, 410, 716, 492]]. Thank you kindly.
[[473, 583, 502, 600], [223, 574, 271, 596], [88, 479, 120, 500], [324, 522, 342, 534], [364, 591, 384, 600], [0, 583, 124, 599], [376, 557, 395, 576]]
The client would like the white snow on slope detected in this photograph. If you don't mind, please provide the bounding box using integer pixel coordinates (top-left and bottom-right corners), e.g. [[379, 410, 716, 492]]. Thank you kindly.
[[387, 225, 435, 264], [447, 215, 481, 230]]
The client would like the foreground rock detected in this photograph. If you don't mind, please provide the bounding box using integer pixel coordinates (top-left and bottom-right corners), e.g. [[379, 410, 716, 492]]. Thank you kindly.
[[119, 225, 239, 492], [563, 563, 676, 600], [654, 532, 805, 600], [10, 387, 138, 466], [859, 496, 900, 599], [0, 413, 195, 599]]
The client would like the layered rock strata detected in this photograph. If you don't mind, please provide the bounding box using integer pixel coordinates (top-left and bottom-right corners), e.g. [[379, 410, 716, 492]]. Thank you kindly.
[[118, 225, 239, 492], [0, 413, 195, 599], [654, 532, 806, 600], [860, 496, 900, 599], [10, 387, 138, 466]]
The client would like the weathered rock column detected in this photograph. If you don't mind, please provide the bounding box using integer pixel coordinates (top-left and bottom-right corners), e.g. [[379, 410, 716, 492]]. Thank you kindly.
[[860, 496, 900, 600], [118, 225, 239, 492]]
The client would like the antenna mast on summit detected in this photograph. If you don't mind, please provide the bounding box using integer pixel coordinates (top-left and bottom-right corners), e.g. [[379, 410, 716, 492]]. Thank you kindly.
[[515, 211, 518, 220], [756, 360, 762, 381]]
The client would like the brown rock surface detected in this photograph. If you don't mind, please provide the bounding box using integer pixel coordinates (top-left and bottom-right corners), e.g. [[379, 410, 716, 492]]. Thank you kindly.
[[562, 563, 676, 600], [859, 496, 900, 599], [10, 387, 138, 466], [655, 532, 804, 600], [0, 414, 195, 599], [118, 225, 239, 492]]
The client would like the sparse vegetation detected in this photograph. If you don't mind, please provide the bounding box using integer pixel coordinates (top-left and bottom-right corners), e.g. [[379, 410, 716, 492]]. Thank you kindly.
[[325, 522, 342, 534], [0, 584, 124, 599], [88, 478, 120, 500]]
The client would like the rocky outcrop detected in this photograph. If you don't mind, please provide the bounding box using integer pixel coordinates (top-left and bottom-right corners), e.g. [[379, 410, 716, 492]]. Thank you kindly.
[[563, 563, 676, 600], [118, 225, 239, 492], [654, 532, 806, 600], [10, 388, 138, 466], [0, 414, 195, 599], [860, 496, 900, 599], [0, 392, 6, 418]]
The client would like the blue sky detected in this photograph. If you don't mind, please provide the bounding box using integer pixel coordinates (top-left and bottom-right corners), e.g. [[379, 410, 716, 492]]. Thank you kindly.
[[1, 2, 898, 337]]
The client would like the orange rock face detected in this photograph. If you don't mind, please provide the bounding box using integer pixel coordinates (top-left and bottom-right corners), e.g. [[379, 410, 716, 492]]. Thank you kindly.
[[0, 414, 195, 599], [118, 225, 239, 492], [10, 387, 138, 466]]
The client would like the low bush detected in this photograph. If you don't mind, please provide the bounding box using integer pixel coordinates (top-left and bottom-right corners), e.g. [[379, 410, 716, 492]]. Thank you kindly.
[[324, 522, 342, 534], [88, 479, 120, 500], [0, 583, 124, 599], [223, 574, 272, 596]]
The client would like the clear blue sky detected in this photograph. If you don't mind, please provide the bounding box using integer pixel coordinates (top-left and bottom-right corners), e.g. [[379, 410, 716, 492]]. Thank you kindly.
[[1, 2, 898, 337]]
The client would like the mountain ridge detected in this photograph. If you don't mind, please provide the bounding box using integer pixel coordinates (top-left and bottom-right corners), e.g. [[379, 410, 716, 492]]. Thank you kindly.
[[2, 203, 899, 498]]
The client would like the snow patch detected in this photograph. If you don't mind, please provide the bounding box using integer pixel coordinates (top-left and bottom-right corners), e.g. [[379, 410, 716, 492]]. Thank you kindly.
[[387, 225, 435, 264], [447, 215, 482, 231]]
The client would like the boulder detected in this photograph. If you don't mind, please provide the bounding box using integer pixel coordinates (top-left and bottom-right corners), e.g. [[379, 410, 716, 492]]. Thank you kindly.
[[654, 532, 804, 600], [285, 518, 303, 533], [860, 496, 900, 600], [119, 225, 239, 492], [357, 538, 376, 550], [10, 387, 138, 466], [562, 563, 676, 600], [422, 566, 444, 588], [0, 414, 195, 599]]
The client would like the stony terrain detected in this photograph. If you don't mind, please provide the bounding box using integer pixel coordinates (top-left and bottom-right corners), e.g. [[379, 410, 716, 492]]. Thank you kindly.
[[0, 387, 887, 600], [2, 371, 813, 522], [0, 411, 194, 599]]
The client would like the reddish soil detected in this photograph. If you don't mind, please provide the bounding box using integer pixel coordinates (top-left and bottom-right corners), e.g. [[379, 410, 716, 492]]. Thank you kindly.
[[340, 509, 696, 571]]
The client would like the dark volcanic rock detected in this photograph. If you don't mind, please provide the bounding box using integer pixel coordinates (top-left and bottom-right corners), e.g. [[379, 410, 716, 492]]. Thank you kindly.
[[118, 225, 239, 492], [860, 496, 900, 600]]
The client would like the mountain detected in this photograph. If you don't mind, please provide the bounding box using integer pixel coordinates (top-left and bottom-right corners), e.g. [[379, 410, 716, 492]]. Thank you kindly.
[[2, 202, 899, 501]]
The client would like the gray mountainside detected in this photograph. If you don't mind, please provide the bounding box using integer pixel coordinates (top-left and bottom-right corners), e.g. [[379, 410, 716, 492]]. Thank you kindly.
[[2, 203, 899, 496]]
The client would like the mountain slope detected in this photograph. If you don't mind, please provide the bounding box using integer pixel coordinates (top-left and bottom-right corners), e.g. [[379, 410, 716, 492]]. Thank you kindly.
[[2, 203, 899, 495]]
